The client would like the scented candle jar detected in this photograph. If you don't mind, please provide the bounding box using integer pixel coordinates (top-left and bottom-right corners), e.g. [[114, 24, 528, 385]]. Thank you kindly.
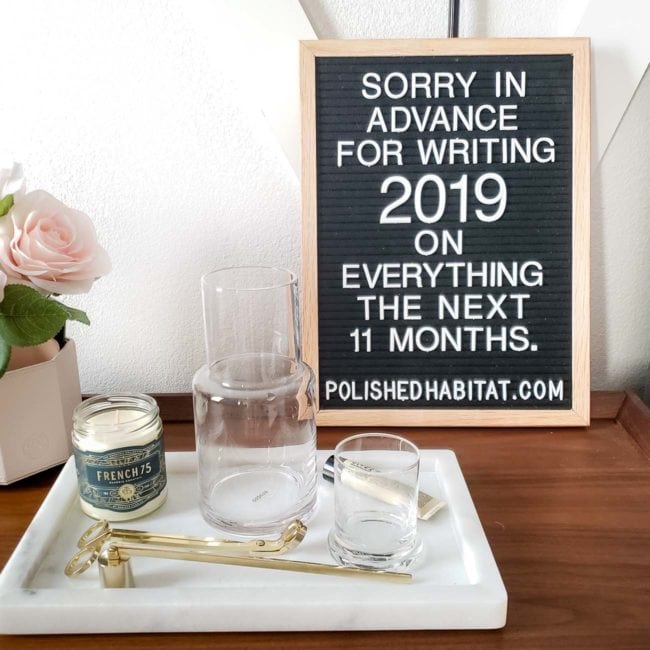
[[72, 393, 167, 521]]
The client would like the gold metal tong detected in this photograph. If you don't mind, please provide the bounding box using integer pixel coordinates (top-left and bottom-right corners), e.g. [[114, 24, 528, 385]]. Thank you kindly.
[[65, 519, 306, 576]]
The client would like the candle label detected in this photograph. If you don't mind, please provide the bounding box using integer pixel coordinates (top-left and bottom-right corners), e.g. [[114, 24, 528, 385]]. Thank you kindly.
[[74, 437, 167, 512]]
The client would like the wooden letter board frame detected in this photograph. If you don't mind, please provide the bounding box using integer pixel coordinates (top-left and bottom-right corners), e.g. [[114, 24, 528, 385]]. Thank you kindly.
[[301, 39, 590, 427]]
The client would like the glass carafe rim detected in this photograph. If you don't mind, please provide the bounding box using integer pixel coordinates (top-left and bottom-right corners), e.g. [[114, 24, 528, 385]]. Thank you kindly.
[[201, 266, 297, 292]]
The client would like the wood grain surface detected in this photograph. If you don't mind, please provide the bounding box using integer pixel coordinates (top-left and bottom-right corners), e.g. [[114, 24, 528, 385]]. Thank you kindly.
[[2, 391, 650, 649]]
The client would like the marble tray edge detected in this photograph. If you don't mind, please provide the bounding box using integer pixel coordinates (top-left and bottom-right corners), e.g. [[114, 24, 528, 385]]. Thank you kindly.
[[0, 451, 508, 633]]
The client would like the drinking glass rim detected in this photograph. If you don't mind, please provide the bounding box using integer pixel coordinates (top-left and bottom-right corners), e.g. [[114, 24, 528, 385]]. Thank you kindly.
[[201, 266, 297, 292], [334, 432, 420, 471]]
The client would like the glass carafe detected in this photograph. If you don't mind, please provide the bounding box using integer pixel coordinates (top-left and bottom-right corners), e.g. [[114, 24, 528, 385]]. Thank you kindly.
[[193, 267, 317, 535]]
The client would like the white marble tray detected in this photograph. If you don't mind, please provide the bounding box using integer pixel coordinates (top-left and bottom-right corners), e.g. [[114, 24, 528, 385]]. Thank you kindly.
[[0, 450, 507, 634]]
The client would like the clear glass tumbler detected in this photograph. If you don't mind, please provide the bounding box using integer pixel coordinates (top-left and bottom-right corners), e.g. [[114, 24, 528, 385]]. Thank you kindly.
[[193, 267, 317, 535], [328, 433, 423, 570]]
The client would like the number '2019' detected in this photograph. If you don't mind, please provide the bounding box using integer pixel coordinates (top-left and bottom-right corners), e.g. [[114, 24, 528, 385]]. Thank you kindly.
[[380, 173, 507, 224]]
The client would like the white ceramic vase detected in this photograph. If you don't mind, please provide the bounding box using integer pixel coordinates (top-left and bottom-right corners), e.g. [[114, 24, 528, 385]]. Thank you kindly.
[[0, 340, 81, 485]]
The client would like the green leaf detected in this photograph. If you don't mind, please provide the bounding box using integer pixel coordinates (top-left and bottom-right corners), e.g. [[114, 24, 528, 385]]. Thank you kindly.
[[0, 194, 13, 218], [54, 301, 91, 326], [0, 339, 10, 378], [0, 285, 68, 347]]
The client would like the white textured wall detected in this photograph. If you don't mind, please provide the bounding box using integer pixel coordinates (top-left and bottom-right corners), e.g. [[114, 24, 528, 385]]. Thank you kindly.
[[1, 0, 648, 393]]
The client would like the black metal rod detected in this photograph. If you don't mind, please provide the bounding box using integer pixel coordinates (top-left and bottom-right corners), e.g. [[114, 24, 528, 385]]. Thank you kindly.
[[448, 0, 460, 37]]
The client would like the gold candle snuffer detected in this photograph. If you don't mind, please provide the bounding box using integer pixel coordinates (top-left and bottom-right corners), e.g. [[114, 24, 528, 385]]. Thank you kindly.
[[65, 520, 412, 586], [65, 518, 307, 576]]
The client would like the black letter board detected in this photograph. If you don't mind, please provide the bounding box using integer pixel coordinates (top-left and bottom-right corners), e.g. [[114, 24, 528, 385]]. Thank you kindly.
[[301, 39, 590, 427]]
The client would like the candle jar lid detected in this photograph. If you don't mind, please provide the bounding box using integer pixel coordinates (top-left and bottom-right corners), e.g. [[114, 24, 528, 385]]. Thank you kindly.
[[72, 393, 167, 521]]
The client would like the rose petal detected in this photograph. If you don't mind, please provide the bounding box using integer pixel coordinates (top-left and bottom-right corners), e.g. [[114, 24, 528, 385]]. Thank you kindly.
[[0, 160, 26, 200], [0, 268, 6, 302], [31, 276, 96, 294]]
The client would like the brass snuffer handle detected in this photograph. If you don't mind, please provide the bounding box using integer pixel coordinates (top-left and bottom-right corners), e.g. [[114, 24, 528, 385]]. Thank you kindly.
[[97, 543, 412, 587], [65, 519, 307, 577]]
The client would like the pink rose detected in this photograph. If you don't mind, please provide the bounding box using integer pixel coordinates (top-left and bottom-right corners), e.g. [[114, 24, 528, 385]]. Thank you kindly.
[[0, 268, 6, 302], [0, 190, 110, 294]]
